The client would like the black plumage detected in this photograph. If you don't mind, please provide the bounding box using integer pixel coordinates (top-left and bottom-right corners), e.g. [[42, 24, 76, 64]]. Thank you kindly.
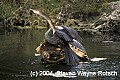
[[45, 26, 88, 65]]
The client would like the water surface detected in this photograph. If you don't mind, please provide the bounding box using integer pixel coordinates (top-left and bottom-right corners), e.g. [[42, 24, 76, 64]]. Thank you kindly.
[[0, 29, 120, 80]]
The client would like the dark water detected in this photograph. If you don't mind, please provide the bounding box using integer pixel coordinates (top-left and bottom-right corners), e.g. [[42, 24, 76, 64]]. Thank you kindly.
[[0, 29, 120, 80]]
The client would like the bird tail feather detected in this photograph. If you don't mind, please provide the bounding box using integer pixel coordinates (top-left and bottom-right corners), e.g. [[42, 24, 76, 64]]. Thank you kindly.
[[65, 46, 80, 65]]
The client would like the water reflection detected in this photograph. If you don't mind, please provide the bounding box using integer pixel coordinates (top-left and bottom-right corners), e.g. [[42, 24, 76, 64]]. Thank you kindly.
[[0, 29, 120, 80]]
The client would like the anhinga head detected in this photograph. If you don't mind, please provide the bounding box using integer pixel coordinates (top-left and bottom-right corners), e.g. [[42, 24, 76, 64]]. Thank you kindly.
[[30, 9, 56, 32]]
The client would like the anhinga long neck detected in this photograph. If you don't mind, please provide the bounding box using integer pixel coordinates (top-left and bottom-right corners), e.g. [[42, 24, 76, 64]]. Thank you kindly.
[[30, 9, 55, 32]]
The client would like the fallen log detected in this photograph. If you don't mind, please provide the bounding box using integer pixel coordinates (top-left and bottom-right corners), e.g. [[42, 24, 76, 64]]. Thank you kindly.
[[35, 41, 65, 64]]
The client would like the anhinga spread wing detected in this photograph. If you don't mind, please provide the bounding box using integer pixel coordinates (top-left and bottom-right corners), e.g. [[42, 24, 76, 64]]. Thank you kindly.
[[30, 9, 88, 65], [62, 26, 83, 42]]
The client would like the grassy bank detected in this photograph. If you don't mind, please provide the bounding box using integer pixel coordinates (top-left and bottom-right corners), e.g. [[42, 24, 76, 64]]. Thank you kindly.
[[0, 0, 119, 31]]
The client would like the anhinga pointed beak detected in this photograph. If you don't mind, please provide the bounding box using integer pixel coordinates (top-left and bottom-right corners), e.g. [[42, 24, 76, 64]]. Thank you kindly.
[[30, 9, 40, 15], [30, 9, 56, 32]]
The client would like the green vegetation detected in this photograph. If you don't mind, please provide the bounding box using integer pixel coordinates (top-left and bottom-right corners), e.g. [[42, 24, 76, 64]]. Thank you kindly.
[[0, 0, 119, 32]]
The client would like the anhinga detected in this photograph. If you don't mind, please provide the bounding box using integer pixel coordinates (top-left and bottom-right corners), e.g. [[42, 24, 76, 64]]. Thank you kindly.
[[30, 9, 89, 65]]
